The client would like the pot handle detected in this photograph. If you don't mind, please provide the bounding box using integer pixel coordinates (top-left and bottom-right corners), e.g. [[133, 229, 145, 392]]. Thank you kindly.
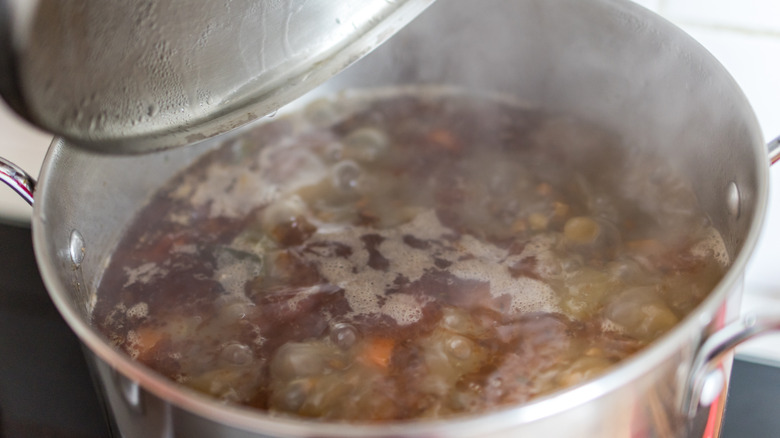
[[0, 155, 35, 205], [684, 313, 780, 418]]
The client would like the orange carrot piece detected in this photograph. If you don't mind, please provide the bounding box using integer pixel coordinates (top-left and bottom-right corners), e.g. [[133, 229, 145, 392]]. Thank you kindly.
[[536, 182, 553, 196], [426, 129, 460, 151], [360, 338, 395, 369], [134, 326, 165, 356]]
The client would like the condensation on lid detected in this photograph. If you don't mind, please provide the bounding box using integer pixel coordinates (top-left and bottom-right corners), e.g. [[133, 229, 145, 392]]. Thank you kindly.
[[2, 0, 434, 154]]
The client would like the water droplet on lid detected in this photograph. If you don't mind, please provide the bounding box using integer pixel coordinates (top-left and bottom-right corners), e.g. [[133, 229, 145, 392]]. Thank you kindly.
[[147, 104, 159, 116]]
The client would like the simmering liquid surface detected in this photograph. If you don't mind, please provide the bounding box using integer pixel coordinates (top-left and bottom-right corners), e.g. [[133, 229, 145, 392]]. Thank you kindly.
[[93, 89, 727, 422]]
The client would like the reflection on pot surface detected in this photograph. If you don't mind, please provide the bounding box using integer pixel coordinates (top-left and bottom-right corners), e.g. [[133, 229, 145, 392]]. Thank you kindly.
[[92, 88, 728, 422]]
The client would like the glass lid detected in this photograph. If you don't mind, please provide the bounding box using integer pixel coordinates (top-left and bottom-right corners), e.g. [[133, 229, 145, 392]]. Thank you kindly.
[[0, 0, 434, 153]]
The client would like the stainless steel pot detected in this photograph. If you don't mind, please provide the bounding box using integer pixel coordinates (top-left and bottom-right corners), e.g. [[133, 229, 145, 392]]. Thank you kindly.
[[2, 0, 780, 437]]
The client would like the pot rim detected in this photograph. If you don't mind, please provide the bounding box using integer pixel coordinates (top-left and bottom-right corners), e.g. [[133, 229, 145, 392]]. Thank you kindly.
[[29, 5, 771, 438]]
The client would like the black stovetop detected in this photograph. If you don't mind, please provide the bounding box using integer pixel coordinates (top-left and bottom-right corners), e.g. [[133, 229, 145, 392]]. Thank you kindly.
[[0, 223, 777, 438]]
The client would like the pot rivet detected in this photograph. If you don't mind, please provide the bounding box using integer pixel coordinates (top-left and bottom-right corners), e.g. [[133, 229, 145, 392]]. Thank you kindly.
[[69, 230, 85, 267], [726, 182, 740, 219], [699, 368, 725, 407]]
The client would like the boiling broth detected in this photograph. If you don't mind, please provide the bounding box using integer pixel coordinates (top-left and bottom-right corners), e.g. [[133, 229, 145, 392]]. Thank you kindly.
[[93, 88, 727, 422]]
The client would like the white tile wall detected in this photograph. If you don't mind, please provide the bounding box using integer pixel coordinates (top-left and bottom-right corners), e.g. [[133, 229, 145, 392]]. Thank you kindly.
[[631, 0, 662, 12], [678, 26, 780, 141], [661, 0, 780, 35], [0, 0, 779, 359]]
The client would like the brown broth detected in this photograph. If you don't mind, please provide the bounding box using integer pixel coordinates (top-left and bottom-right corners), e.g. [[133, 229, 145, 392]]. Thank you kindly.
[[92, 89, 727, 422]]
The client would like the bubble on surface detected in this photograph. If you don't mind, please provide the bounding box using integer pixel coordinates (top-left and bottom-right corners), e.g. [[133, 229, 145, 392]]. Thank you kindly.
[[330, 323, 358, 350], [126, 302, 149, 319], [214, 248, 263, 297], [382, 293, 424, 326], [450, 257, 558, 315], [260, 146, 329, 193], [217, 301, 250, 324], [220, 343, 253, 366], [188, 162, 273, 218], [125, 330, 141, 359], [342, 127, 389, 162], [305, 208, 559, 323], [261, 195, 309, 234], [690, 226, 730, 267], [303, 98, 341, 127], [331, 160, 363, 193], [282, 379, 311, 411], [123, 262, 167, 287], [447, 336, 472, 360], [271, 343, 327, 380]]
